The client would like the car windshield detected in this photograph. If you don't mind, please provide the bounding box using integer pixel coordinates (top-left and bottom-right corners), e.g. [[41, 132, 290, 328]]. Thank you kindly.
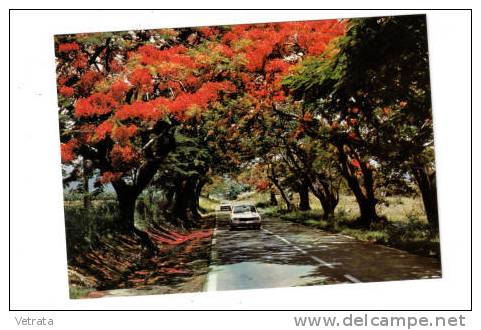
[[233, 205, 256, 213]]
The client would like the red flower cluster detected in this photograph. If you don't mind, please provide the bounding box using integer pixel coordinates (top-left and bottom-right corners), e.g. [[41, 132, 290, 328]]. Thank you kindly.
[[75, 92, 118, 118], [78, 71, 103, 92], [109, 144, 139, 168], [272, 91, 285, 102], [137, 45, 196, 69], [115, 99, 167, 121], [59, 86, 75, 98], [58, 42, 80, 53], [73, 53, 88, 69], [245, 41, 274, 71], [222, 31, 237, 44], [111, 125, 138, 143], [255, 179, 270, 192], [184, 75, 199, 88], [60, 139, 78, 163], [110, 80, 130, 101], [296, 20, 346, 55], [265, 59, 290, 75], [350, 159, 361, 168], [95, 120, 114, 141], [169, 81, 236, 119], [100, 171, 123, 184], [303, 113, 313, 122], [109, 59, 123, 73], [129, 67, 153, 93], [210, 44, 234, 58], [198, 27, 218, 39], [115, 81, 234, 122]]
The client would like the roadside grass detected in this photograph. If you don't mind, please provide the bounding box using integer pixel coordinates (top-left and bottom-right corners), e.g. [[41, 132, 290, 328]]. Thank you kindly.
[[259, 193, 439, 258], [64, 201, 119, 263], [259, 206, 284, 217], [69, 286, 95, 299], [199, 196, 220, 213], [236, 191, 271, 207]]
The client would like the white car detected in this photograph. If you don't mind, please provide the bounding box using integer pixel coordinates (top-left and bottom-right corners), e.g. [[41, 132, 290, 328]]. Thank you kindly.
[[230, 204, 261, 230], [218, 203, 232, 212]]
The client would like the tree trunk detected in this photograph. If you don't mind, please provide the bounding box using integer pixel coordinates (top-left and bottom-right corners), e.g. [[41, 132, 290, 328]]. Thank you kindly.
[[194, 177, 208, 214], [187, 177, 201, 222], [309, 177, 339, 220], [270, 189, 278, 206], [298, 178, 311, 211], [357, 198, 378, 227], [169, 177, 200, 229], [82, 158, 91, 209], [170, 183, 187, 227], [114, 185, 138, 231], [268, 175, 293, 211], [112, 181, 158, 254], [413, 166, 439, 232], [335, 142, 379, 227]]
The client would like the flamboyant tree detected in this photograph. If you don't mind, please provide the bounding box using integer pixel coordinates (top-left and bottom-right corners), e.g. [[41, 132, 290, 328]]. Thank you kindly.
[[207, 20, 347, 208], [56, 29, 235, 243]]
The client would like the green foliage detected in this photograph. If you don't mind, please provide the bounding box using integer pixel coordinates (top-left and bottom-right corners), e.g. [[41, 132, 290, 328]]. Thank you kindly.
[[64, 201, 118, 262], [69, 286, 95, 299], [198, 196, 220, 213], [205, 176, 251, 200]]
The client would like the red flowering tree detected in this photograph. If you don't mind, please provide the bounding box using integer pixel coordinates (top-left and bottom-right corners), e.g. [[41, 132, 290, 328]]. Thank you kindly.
[[56, 30, 235, 241], [210, 20, 346, 215]]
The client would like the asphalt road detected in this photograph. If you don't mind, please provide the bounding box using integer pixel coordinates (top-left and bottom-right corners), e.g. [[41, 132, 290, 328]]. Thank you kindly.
[[204, 213, 441, 291]]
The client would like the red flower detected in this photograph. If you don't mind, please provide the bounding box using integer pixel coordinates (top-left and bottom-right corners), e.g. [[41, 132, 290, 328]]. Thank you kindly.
[[109, 144, 139, 168], [115, 100, 167, 121], [255, 179, 270, 192], [129, 67, 153, 93], [351, 159, 361, 168], [265, 59, 290, 75], [100, 171, 123, 184], [58, 42, 80, 53], [273, 91, 285, 102], [109, 59, 123, 72], [73, 53, 88, 68], [59, 86, 75, 98], [75, 93, 118, 118], [111, 125, 138, 143], [95, 120, 114, 141], [222, 31, 237, 44], [110, 80, 130, 101], [303, 113, 313, 122], [78, 71, 102, 92], [199, 27, 217, 39], [60, 139, 78, 163]]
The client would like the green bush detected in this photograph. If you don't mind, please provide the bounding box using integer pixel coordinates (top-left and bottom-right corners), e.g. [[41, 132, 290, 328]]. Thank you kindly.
[[64, 201, 118, 262]]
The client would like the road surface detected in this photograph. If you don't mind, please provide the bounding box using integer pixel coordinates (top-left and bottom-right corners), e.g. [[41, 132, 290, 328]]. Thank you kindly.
[[204, 214, 441, 291]]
